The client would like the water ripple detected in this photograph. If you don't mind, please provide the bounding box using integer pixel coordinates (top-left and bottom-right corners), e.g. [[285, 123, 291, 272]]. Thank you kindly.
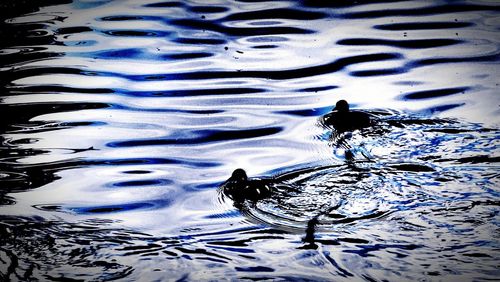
[[337, 38, 464, 49], [0, 0, 499, 280], [342, 4, 500, 19], [22, 52, 401, 81], [169, 18, 314, 36], [107, 127, 283, 147], [401, 87, 470, 100], [374, 21, 475, 30]]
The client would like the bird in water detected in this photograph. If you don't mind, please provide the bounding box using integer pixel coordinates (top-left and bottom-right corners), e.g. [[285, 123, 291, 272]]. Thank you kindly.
[[323, 100, 374, 132], [221, 168, 273, 203]]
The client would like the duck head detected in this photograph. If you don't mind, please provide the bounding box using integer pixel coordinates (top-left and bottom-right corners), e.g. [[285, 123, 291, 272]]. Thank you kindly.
[[222, 168, 247, 195], [333, 100, 349, 113], [230, 168, 247, 182]]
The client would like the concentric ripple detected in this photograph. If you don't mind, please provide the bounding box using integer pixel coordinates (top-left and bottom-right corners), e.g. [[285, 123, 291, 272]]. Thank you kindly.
[[239, 165, 395, 230], [222, 113, 499, 234]]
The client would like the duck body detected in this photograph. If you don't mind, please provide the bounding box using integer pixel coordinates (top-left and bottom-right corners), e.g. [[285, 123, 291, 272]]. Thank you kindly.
[[323, 100, 374, 132], [222, 169, 273, 202], [324, 111, 372, 132]]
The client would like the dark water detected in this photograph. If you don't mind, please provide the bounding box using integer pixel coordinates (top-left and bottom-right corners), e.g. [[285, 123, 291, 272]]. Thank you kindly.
[[1, 0, 499, 280]]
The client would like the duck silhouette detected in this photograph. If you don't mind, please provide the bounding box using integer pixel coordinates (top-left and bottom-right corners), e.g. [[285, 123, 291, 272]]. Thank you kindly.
[[221, 165, 344, 203], [221, 168, 273, 202], [323, 100, 374, 132]]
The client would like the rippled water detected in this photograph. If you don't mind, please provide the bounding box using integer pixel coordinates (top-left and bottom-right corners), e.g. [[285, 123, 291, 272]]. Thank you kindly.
[[1, 0, 499, 280]]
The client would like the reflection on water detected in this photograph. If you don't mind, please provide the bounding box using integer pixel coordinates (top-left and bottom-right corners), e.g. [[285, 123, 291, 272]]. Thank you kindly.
[[1, 0, 499, 280]]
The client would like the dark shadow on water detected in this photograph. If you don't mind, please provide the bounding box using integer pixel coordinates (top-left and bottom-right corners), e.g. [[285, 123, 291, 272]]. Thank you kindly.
[[341, 3, 500, 19], [374, 21, 475, 30], [107, 127, 283, 147], [337, 38, 464, 49], [400, 87, 470, 100]]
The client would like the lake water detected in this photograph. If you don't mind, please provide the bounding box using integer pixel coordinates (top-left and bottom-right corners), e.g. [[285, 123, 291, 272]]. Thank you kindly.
[[1, 0, 499, 280]]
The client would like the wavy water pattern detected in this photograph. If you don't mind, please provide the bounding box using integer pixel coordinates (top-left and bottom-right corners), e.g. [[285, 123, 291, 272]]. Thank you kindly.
[[0, 0, 499, 280]]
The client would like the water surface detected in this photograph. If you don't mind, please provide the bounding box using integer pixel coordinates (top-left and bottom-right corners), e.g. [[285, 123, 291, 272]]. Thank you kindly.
[[1, 0, 499, 280]]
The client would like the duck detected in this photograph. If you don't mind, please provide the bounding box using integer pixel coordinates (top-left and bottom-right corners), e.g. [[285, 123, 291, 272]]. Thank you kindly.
[[323, 100, 374, 132], [221, 168, 273, 202]]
